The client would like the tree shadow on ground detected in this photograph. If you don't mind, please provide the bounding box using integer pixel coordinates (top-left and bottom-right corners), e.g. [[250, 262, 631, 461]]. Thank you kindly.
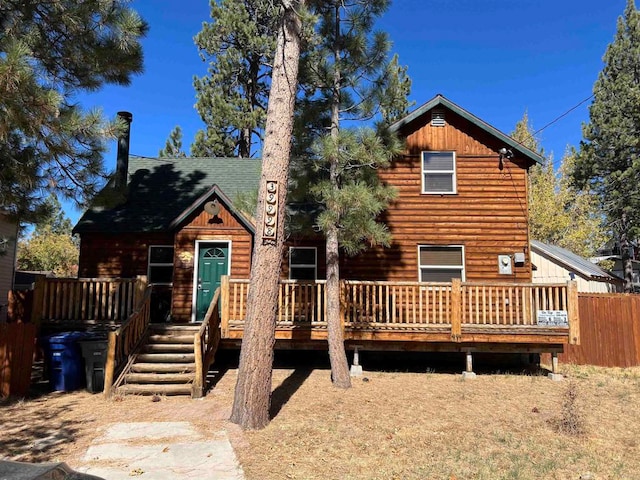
[[0, 396, 90, 462], [269, 367, 313, 420]]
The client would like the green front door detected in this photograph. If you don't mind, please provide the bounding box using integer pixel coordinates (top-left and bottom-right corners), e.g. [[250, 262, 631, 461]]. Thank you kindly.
[[196, 243, 229, 321]]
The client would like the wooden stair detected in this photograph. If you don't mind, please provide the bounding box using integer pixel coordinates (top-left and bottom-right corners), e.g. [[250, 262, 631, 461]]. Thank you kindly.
[[116, 324, 200, 396]]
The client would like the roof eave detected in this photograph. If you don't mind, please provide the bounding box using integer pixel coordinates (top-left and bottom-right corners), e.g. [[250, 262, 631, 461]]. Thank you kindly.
[[168, 184, 256, 234], [389, 94, 544, 165], [531, 242, 613, 280]]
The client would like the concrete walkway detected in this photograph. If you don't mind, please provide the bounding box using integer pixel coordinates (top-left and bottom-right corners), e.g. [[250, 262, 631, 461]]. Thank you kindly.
[[76, 422, 244, 480]]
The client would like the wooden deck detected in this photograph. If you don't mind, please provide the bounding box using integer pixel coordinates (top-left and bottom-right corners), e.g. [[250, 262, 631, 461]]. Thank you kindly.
[[32, 276, 579, 396]]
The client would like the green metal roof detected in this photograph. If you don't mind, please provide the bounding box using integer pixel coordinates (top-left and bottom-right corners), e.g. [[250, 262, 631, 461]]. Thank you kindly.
[[74, 156, 261, 233], [389, 94, 544, 165]]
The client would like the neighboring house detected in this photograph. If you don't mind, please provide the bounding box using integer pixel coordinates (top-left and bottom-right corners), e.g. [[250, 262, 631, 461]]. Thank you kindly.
[[0, 211, 19, 322], [591, 240, 640, 291], [74, 95, 544, 323], [13, 271, 56, 291], [531, 240, 622, 293]]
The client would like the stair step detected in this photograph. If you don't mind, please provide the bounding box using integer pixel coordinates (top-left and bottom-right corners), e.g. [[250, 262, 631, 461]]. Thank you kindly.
[[148, 334, 194, 344], [124, 372, 194, 384], [149, 324, 200, 333], [143, 343, 194, 353], [117, 383, 192, 396], [136, 353, 195, 363], [131, 363, 196, 373]]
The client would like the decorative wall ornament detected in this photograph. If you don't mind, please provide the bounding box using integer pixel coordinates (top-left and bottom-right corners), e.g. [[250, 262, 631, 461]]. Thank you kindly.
[[178, 250, 194, 267], [262, 180, 278, 243]]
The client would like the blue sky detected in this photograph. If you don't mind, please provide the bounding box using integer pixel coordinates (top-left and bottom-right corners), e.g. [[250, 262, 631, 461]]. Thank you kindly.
[[69, 0, 627, 222]]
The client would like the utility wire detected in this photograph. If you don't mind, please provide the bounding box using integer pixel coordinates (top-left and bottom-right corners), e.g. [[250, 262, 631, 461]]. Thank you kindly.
[[532, 93, 594, 137]]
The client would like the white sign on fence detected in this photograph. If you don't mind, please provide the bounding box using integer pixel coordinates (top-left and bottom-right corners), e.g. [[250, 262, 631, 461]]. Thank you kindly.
[[537, 310, 569, 326]]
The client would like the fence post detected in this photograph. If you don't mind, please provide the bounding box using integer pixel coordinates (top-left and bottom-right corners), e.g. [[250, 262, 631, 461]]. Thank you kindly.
[[567, 281, 580, 345], [220, 275, 230, 338], [451, 279, 462, 341], [30, 276, 46, 326], [103, 330, 118, 397]]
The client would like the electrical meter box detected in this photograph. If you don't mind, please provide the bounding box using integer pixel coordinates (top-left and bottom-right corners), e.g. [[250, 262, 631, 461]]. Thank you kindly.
[[498, 255, 512, 275]]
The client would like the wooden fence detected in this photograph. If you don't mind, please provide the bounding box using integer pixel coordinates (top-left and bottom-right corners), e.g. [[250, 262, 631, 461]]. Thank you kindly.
[[0, 323, 36, 398], [561, 293, 640, 367], [7, 290, 33, 323]]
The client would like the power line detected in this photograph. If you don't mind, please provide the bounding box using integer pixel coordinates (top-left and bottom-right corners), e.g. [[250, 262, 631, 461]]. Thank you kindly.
[[532, 93, 594, 137]]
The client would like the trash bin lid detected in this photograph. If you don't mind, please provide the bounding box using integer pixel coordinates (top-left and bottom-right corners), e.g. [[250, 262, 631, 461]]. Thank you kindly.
[[47, 331, 90, 344]]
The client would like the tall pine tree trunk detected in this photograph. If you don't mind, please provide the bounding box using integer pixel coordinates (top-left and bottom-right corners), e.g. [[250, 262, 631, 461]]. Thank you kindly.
[[325, 1, 351, 388], [620, 213, 634, 293], [230, 0, 304, 430]]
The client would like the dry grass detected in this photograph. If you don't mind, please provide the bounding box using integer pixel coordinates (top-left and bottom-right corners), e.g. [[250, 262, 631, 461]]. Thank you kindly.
[[1, 353, 639, 480]]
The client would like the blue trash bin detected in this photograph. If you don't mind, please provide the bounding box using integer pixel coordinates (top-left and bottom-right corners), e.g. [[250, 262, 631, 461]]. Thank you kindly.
[[45, 332, 88, 392]]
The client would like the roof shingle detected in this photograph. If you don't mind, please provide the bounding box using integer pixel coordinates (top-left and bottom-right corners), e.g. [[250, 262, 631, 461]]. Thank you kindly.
[[74, 157, 261, 233]]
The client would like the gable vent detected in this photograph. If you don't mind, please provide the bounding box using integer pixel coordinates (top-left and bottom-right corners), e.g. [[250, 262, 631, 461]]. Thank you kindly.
[[431, 110, 446, 127]]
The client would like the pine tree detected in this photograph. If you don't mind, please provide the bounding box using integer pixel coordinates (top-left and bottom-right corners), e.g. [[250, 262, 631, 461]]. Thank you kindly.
[[296, 0, 411, 387], [230, 0, 305, 430], [512, 114, 608, 259], [573, 0, 640, 291], [159, 126, 187, 158], [0, 1, 148, 221], [191, 0, 278, 158]]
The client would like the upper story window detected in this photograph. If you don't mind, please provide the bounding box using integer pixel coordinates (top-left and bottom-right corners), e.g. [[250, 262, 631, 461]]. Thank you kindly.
[[289, 247, 317, 280], [419, 245, 465, 282], [148, 245, 174, 284], [422, 151, 456, 194]]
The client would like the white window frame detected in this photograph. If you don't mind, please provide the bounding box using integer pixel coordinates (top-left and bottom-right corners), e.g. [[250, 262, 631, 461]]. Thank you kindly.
[[148, 245, 175, 285], [418, 244, 465, 282], [289, 247, 317, 280], [421, 151, 457, 194]]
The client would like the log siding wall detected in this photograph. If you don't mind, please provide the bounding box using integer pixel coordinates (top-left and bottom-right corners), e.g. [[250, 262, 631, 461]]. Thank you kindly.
[[341, 110, 533, 282], [78, 232, 174, 278]]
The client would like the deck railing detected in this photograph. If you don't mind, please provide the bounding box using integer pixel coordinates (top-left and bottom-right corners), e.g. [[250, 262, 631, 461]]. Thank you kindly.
[[225, 278, 328, 330], [103, 285, 153, 397], [193, 287, 221, 398], [222, 278, 579, 344], [32, 277, 145, 324]]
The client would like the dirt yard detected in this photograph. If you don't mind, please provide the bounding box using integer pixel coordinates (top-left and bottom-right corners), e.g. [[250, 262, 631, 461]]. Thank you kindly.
[[1, 351, 639, 480]]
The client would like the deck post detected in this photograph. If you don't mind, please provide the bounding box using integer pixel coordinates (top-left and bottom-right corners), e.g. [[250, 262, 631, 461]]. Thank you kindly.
[[103, 330, 118, 397], [192, 334, 204, 399], [462, 350, 476, 379], [31, 276, 46, 327], [339, 280, 346, 333], [350, 345, 363, 377], [134, 275, 148, 308], [220, 275, 230, 338], [548, 351, 563, 381], [451, 279, 462, 341], [567, 280, 580, 345]]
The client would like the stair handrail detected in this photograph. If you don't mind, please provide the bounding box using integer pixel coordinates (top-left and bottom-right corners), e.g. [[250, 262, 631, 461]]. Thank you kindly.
[[103, 285, 153, 397], [192, 287, 222, 398]]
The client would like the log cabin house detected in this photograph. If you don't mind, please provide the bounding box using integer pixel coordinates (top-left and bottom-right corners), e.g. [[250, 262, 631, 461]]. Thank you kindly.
[[34, 95, 579, 396]]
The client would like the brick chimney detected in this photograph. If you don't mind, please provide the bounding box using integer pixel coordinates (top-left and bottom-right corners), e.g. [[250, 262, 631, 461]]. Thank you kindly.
[[114, 111, 133, 190]]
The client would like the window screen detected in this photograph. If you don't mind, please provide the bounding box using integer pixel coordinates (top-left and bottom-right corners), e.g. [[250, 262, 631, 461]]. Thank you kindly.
[[419, 245, 464, 282], [422, 151, 456, 194]]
